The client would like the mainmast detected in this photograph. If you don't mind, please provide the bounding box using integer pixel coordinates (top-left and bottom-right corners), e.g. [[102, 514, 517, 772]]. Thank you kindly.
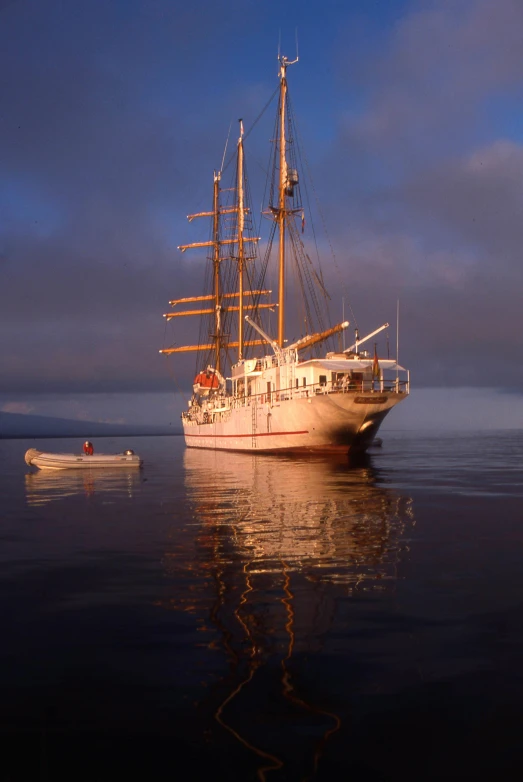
[[212, 170, 221, 371], [277, 54, 298, 348]]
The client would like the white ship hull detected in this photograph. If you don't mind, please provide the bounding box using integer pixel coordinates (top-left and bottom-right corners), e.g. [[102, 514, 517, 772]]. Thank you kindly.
[[183, 388, 405, 453]]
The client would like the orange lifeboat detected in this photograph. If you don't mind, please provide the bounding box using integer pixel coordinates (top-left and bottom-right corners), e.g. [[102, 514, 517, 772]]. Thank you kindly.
[[193, 369, 220, 396]]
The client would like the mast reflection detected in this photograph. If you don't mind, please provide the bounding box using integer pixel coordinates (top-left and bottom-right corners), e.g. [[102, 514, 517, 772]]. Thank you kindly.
[[164, 450, 414, 780]]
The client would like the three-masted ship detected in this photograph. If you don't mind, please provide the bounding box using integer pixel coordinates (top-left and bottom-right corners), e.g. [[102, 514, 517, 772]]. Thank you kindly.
[[160, 55, 410, 452]]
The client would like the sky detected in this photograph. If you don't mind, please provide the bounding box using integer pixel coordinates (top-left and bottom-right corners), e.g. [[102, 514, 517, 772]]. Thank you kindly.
[[1, 0, 523, 429]]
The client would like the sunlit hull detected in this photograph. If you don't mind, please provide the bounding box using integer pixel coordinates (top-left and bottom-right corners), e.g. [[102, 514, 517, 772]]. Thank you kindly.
[[182, 390, 406, 453]]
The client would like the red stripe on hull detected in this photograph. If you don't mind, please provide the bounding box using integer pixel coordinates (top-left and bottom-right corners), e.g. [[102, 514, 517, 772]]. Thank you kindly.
[[185, 430, 309, 439]]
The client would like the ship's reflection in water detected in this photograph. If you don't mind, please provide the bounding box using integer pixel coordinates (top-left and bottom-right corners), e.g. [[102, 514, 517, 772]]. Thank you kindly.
[[166, 450, 415, 780], [25, 469, 141, 507]]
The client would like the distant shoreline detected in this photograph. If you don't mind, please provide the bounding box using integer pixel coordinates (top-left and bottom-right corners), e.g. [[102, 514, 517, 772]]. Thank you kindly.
[[1, 432, 182, 440], [0, 411, 182, 439]]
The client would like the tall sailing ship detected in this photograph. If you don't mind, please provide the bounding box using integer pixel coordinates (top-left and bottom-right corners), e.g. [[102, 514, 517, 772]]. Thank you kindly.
[[160, 55, 409, 453]]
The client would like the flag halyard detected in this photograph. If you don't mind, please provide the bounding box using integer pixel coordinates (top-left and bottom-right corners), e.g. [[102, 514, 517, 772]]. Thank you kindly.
[[372, 344, 380, 380]]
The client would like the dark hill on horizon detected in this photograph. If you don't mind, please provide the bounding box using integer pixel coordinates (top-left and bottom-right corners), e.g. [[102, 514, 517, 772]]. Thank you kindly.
[[0, 411, 179, 439]]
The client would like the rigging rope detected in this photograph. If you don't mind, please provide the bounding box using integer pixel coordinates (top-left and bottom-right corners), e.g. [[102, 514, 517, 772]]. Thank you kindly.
[[291, 99, 359, 332]]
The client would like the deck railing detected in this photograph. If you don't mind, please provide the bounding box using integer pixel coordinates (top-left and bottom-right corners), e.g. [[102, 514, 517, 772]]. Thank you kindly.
[[182, 376, 410, 423], [212, 378, 409, 409]]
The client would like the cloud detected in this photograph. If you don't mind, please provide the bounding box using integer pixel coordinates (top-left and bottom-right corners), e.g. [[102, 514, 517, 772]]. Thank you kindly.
[[1, 0, 522, 395], [339, 0, 523, 156], [308, 0, 523, 389], [0, 391, 184, 428], [1, 401, 35, 414], [0, 0, 284, 393], [400, 139, 523, 270]]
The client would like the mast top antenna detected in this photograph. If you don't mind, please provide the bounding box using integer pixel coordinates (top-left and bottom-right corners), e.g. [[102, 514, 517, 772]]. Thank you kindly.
[[278, 29, 299, 76], [219, 121, 232, 177], [278, 52, 298, 78]]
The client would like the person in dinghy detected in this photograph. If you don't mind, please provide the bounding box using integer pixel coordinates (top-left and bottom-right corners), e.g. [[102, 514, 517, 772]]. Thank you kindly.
[[83, 441, 94, 456]]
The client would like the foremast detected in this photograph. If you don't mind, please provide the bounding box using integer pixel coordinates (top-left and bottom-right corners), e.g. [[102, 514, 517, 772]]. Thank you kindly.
[[161, 121, 273, 372]]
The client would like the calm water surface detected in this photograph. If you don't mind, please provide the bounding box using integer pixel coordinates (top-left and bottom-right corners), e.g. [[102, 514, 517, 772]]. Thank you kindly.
[[1, 431, 523, 780]]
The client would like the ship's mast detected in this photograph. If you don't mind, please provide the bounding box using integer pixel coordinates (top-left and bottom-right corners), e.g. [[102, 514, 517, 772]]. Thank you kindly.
[[163, 135, 269, 364], [237, 121, 245, 359], [162, 54, 354, 371], [277, 54, 298, 348], [212, 170, 221, 372]]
